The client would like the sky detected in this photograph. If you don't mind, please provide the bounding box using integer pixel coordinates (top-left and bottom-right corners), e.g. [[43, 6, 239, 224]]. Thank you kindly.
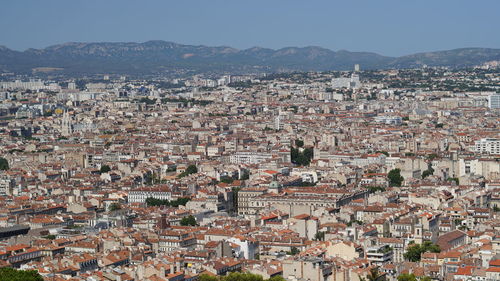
[[1, 0, 499, 57]]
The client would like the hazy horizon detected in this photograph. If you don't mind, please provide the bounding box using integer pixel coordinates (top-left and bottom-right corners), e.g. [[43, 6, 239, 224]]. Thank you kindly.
[[1, 0, 499, 57]]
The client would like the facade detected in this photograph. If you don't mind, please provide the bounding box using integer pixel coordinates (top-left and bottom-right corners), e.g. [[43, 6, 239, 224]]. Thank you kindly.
[[229, 151, 273, 164], [128, 188, 172, 203], [474, 138, 500, 155], [331, 74, 361, 89], [488, 94, 500, 109]]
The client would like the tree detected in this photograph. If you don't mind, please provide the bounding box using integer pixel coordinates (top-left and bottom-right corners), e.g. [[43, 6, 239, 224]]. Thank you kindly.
[[240, 171, 250, 180], [366, 186, 386, 193], [100, 165, 111, 174], [397, 273, 431, 281], [314, 231, 325, 241], [375, 151, 389, 156], [108, 203, 121, 212], [0, 157, 9, 171], [397, 273, 417, 281], [404, 241, 440, 262], [295, 139, 304, 147], [180, 215, 197, 226], [421, 167, 434, 179], [447, 177, 459, 185], [291, 147, 314, 166], [186, 164, 198, 174], [199, 274, 219, 281], [145, 197, 191, 207], [366, 267, 382, 281], [220, 176, 234, 184], [0, 267, 44, 281], [198, 272, 284, 281], [287, 247, 300, 255], [426, 153, 438, 161], [178, 164, 198, 178], [387, 169, 404, 187]]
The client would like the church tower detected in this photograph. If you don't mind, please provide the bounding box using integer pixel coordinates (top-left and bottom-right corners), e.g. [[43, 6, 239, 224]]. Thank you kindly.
[[61, 111, 73, 136]]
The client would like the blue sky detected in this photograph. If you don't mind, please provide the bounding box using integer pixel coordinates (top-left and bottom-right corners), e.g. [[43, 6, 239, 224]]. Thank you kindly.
[[1, 0, 499, 56]]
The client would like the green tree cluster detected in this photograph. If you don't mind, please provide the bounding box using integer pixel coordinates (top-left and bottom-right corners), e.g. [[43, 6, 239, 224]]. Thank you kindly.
[[0, 267, 43, 281], [286, 247, 300, 255], [180, 215, 197, 226], [387, 169, 404, 187], [100, 165, 111, 174], [397, 273, 431, 281], [375, 151, 389, 156], [146, 197, 191, 207], [108, 203, 122, 212], [199, 272, 285, 281], [0, 157, 9, 170], [139, 97, 156, 104], [359, 267, 382, 281], [314, 231, 325, 241], [178, 165, 198, 178], [291, 147, 313, 166], [421, 167, 434, 179], [365, 186, 386, 193], [220, 176, 234, 184], [294, 139, 304, 147], [403, 241, 440, 262], [447, 177, 459, 185]]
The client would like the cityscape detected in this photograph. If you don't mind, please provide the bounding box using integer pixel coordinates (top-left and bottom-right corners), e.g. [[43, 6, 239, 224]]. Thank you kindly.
[[0, 1, 499, 281]]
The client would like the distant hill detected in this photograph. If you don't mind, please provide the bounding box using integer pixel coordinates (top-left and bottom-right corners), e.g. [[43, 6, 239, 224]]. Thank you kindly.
[[0, 41, 498, 76]]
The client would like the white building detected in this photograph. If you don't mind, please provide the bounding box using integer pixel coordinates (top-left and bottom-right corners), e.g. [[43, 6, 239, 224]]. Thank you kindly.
[[474, 138, 500, 155], [488, 94, 500, 109], [229, 151, 273, 165], [331, 74, 361, 89], [128, 188, 172, 203], [374, 116, 402, 125]]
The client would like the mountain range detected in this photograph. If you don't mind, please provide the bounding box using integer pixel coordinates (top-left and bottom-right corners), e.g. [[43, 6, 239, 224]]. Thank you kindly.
[[0, 40, 499, 76]]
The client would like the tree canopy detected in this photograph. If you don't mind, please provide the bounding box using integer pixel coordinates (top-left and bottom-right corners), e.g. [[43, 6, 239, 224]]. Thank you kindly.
[[199, 272, 285, 281], [146, 197, 190, 207], [178, 164, 198, 178], [291, 147, 313, 166], [108, 203, 121, 212], [387, 168, 404, 187], [404, 241, 440, 262], [359, 267, 382, 281], [397, 273, 432, 281], [294, 139, 304, 147], [0, 267, 44, 281], [0, 157, 9, 171], [180, 215, 197, 226], [100, 164, 111, 173]]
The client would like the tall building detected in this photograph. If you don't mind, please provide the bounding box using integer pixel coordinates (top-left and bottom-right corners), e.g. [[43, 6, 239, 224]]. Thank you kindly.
[[61, 111, 73, 136], [331, 74, 361, 89], [488, 94, 500, 109], [474, 138, 500, 155]]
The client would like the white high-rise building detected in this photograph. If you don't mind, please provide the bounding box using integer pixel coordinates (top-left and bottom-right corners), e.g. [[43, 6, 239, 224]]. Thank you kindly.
[[331, 74, 361, 89], [474, 138, 500, 155], [488, 94, 500, 109]]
